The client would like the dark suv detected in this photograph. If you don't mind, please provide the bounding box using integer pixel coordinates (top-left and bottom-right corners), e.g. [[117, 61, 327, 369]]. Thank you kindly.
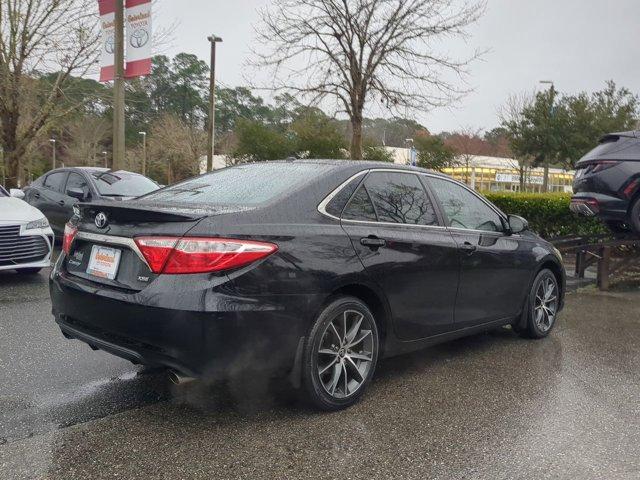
[[571, 131, 640, 233]]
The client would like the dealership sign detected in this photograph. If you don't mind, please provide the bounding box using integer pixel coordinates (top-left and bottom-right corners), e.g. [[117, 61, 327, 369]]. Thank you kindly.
[[98, 0, 152, 82], [495, 173, 544, 185]]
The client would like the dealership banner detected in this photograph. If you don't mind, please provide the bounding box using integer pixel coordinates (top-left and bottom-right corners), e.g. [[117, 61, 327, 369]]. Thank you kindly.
[[124, 0, 152, 78], [98, 0, 116, 82]]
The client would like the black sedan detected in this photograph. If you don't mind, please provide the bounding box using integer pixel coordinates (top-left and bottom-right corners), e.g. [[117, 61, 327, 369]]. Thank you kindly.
[[24, 167, 159, 237], [571, 131, 640, 234], [50, 161, 565, 410]]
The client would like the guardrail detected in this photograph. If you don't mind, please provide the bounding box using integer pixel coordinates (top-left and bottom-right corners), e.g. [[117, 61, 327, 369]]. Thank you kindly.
[[551, 233, 640, 290]]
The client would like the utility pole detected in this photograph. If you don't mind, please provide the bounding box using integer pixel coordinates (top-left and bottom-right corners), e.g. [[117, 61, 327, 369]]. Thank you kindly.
[[49, 139, 56, 169], [113, 0, 126, 170], [102, 151, 108, 168], [207, 35, 223, 173], [139, 131, 147, 176]]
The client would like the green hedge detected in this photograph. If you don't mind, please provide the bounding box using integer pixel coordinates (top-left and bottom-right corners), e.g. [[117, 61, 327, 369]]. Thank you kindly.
[[483, 192, 606, 239]]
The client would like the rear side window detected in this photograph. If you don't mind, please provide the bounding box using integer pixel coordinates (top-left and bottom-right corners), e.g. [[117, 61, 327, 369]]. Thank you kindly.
[[43, 172, 67, 192], [142, 162, 334, 206], [363, 172, 438, 225], [343, 185, 377, 221]]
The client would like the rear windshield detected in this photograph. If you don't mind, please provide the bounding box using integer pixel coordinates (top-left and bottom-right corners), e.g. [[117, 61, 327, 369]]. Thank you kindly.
[[579, 136, 640, 164], [92, 172, 159, 197], [141, 162, 333, 206]]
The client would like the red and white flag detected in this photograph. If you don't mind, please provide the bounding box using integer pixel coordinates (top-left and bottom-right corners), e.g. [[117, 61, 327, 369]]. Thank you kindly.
[[98, 0, 116, 82], [124, 0, 152, 78]]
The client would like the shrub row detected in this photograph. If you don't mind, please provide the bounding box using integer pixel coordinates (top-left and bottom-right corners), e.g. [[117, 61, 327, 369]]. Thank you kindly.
[[483, 191, 606, 239]]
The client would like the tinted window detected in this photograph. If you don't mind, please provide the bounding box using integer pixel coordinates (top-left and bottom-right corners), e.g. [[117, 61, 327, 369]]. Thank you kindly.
[[428, 177, 503, 232], [364, 172, 437, 225], [66, 173, 89, 195], [92, 172, 158, 197], [142, 163, 334, 206], [43, 172, 67, 192], [325, 175, 363, 217], [342, 185, 377, 221]]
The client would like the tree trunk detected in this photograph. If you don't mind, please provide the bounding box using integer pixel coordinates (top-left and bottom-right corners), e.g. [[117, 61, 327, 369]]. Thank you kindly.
[[542, 162, 550, 192], [350, 116, 363, 160], [2, 116, 21, 188]]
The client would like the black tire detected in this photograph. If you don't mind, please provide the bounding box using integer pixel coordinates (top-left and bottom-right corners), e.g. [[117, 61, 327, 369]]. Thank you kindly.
[[519, 269, 560, 339], [301, 296, 379, 411], [17, 268, 41, 275], [629, 198, 640, 235]]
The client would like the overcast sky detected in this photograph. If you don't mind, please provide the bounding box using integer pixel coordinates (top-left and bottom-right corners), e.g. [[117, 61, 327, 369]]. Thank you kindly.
[[157, 0, 640, 134]]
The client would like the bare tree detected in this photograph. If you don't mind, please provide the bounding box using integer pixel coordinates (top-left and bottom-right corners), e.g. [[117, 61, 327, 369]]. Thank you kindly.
[[498, 92, 534, 191], [146, 114, 205, 184], [0, 0, 98, 187], [251, 0, 485, 160]]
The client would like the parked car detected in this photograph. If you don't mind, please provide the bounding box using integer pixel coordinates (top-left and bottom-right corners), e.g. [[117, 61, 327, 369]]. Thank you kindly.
[[50, 160, 565, 410], [0, 184, 54, 274], [571, 131, 640, 233], [24, 167, 160, 237]]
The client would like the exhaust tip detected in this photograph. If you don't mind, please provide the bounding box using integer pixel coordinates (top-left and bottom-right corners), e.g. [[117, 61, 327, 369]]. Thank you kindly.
[[168, 370, 195, 385]]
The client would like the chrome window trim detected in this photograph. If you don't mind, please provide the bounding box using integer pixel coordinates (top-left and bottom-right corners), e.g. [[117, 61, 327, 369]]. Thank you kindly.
[[75, 231, 150, 268], [317, 170, 368, 220], [317, 168, 508, 233]]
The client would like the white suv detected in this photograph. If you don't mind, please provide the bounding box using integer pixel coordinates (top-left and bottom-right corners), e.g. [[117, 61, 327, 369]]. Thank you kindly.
[[0, 186, 54, 274]]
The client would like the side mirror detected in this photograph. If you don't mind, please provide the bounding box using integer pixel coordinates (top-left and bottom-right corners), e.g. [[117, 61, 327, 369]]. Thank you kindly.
[[508, 214, 528, 234], [10, 188, 25, 199], [67, 187, 88, 201]]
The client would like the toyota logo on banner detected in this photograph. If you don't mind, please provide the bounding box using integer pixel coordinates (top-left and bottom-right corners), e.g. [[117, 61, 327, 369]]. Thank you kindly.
[[130, 28, 149, 48]]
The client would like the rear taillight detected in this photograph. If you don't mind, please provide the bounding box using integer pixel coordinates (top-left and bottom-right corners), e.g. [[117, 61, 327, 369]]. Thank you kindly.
[[588, 160, 621, 173], [62, 223, 78, 254], [134, 237, 278, 274]]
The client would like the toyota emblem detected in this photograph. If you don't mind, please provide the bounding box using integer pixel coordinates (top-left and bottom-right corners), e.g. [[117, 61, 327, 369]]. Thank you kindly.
[[95, 212, 108, 229]]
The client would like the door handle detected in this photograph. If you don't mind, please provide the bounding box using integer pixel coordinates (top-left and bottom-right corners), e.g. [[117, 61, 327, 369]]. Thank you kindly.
[[58, 200, 65, 206], [459, 242, 477, 254], [360, 236, 386, 250], [33, 193, 40, 199]]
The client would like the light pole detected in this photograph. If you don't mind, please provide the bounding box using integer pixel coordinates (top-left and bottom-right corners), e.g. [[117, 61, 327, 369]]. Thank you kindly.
[[138, 131, 147, 176], [102, 151, 108, 168], [539, 80, 555, 193], [49, 138, 56, 170], [207, 35, 223, 173]]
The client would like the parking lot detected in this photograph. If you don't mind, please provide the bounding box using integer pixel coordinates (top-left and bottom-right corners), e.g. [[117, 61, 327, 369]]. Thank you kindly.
[[0, 266, 637, 480]]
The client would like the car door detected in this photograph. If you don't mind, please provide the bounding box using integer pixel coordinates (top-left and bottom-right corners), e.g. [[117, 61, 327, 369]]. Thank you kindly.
[[340, 170, 460, 340], [426, 176, 531, 328], [38, 171, 69, 235]]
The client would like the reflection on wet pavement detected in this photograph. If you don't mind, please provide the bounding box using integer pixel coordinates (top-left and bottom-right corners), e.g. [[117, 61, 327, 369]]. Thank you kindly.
[[1, 268, 639, 479]]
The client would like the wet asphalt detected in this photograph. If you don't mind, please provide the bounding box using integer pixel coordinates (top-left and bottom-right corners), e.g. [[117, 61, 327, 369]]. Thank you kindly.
[[0, 268, 639, 480]]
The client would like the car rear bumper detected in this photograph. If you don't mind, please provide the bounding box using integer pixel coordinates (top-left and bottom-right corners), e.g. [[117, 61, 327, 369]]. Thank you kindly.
[[570, 192, 628, 221], [50, 268, 321, 379]]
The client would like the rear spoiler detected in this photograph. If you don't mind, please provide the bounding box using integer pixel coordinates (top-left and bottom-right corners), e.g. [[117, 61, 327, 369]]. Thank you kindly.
[[599, 131, 638, 143], [77, 201, 212, 223]]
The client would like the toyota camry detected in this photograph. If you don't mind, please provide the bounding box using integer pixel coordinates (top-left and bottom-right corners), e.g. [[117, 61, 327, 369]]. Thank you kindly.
[[50, 160, 565, 410]]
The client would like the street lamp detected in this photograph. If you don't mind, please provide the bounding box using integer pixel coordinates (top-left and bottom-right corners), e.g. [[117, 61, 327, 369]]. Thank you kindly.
[[102, 151, 108, 168], [207, 35, 223, 173], [138, 131, 147, 176], [49, 138, 56, 170]]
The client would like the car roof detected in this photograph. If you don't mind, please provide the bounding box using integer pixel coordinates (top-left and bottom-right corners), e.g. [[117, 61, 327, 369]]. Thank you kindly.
[[233, 158, 447, 178]]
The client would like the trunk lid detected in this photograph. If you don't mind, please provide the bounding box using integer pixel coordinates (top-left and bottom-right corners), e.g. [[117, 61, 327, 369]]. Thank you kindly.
[[64, 200, 246, 291]]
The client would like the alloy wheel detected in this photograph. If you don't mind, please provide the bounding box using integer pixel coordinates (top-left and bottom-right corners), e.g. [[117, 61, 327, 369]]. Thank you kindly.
[[534, 275, 558, 333], [316, 309, 375, 399]]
